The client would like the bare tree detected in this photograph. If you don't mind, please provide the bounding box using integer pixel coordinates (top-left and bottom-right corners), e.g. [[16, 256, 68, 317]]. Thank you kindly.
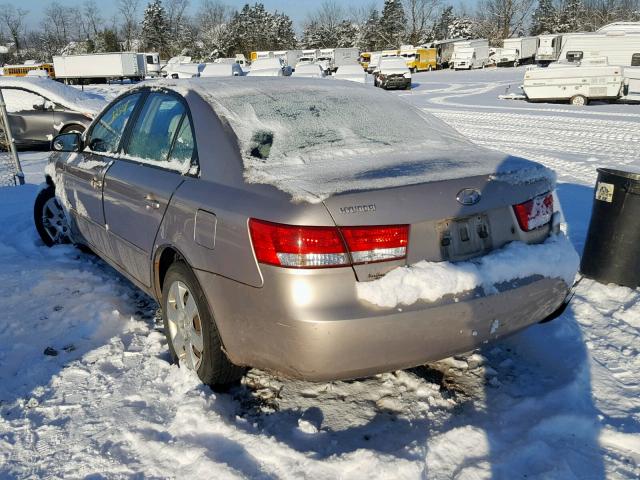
[[166, 0, 190, 37], [119, 0, 141, 51], [307, 0, 345, 31], [0, 4, 28, 56], [403, 0, 443, 45], [83, 0, 102, 38], [476, 0, 536, 42]]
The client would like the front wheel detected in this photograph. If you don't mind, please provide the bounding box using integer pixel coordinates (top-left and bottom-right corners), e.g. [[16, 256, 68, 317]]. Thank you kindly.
[[34, 185, 71, 247], [162, 261, 245, 387], [570, 95, 588, 106]]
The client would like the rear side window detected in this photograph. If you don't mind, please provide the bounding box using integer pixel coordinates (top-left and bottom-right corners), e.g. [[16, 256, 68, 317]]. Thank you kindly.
[[1, 88, 46, 113], [170, 116, 195, 162], [126, 93, 186, 163], [88, 93, 141, 153], [632, 53, 640, 66], [566, 51, 583, 62]]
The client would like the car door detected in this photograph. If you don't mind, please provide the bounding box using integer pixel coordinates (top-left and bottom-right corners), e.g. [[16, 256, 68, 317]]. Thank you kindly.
[[62, 92, 143, 253], [102, 91, 197, 287], [2, 88, 54, 147]]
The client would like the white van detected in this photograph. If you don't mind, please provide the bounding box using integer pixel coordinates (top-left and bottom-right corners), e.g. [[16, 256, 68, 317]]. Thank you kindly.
[[523, 61, 624, 105], [536, 34, 563, 64], [452, 39, 489, 70], [496, 37, 538, 66], [559, 31, 640, 67]]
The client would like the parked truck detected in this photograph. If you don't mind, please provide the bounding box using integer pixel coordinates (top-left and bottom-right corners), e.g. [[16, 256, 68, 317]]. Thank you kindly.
[[140, 52, 161, 77], [536, 34, 563, 64], [53, 53, 145, 84], [559, 31, 640, 66], [452, 39, 489, 70], [332, 48, 360, 71], [495, 37, 538, 66], [273, 50, 303, 69], [400, 47, 437, 72], [427, 39, 465, 69]]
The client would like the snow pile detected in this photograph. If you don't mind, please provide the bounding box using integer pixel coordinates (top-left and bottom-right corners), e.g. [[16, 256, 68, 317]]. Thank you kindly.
[[357, 233, 579, 308], [0, 77, 106, 115], [162, 77, 554, 203]]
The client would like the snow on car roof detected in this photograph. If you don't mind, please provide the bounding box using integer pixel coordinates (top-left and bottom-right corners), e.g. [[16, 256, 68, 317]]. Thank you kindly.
[[154, 77, 554, 203], [0, 77, 107, 115]]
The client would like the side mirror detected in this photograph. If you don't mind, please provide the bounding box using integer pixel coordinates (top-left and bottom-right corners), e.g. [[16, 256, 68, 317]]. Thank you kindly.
[[52, 132, 82, 152]]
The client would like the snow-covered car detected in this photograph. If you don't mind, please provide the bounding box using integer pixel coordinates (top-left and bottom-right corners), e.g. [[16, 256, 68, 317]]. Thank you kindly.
[[248, 58, 286, 77], [37, 78, 578, 387], [374, 58, 412, 90], [292, 64, 325, 78], [200, 63, 244, 77], [163, 63, 202, 79], [333, 64, 368, 83], [0, 77, 106, 149]]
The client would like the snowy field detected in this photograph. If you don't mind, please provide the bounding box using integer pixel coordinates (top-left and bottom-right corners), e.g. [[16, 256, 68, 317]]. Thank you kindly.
[[1, 69, 639, 479]]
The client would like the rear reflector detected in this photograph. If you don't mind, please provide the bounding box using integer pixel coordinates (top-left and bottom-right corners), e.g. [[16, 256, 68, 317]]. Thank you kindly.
[[513, 192, 554, 232], [249, 219, 409, 269]]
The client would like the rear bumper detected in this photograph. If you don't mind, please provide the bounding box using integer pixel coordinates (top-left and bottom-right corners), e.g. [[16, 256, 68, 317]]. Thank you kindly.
[[380, 76, 411, 89], [195, 266, 570, 382]]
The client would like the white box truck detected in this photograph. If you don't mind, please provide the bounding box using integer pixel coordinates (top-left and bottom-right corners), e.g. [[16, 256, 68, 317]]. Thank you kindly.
[[426, 39, 465, 69], [140, 52, 161, 77], [273, 50, 303, 68], [53, 53, 145, 84], [559, 31, 640, 66], [495, 37, 538, 66], [452, 39, 489, 70], [536, 34, 563, 64], [523, 62, 624, 105], [333, 48, 360, 70]]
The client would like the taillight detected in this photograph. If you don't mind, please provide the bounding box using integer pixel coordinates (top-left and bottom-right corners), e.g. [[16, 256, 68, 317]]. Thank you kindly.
[[249, 219, 409, 269], [512, 192, 554, 232], [341, 225, 408, 264]]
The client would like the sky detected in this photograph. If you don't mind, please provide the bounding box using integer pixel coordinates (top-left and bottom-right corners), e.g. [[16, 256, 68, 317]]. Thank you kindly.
[[17, 0, 385, 29]]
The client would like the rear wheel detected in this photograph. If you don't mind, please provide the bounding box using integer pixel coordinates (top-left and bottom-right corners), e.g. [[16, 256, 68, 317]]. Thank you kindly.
[[60, 124, 85, 135], [162, 261, 245, 387], [34, 185, 71, 247], [570, 95, 588, 106]]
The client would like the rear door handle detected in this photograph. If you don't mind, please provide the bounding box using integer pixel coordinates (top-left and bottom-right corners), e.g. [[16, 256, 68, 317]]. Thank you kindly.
[[144, 194, 160, 210]]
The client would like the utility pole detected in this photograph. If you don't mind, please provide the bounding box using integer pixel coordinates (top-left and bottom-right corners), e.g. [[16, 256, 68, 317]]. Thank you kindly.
[[0, 88, 24, 185]]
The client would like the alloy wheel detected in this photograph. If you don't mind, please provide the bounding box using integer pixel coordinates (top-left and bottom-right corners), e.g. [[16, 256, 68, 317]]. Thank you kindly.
[[41, 197, 69, 244]]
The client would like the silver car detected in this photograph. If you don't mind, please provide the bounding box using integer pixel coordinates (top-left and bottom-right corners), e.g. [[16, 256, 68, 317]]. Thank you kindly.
[[35, 78, 573, 386]]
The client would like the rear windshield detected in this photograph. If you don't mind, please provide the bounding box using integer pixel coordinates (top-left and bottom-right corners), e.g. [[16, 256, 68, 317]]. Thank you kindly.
[[203, 80, 451, 164]]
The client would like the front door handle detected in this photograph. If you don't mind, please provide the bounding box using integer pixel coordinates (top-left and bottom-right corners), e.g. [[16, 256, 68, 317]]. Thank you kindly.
[[90, 177, 103, 189], [144, 194, 160, 210]]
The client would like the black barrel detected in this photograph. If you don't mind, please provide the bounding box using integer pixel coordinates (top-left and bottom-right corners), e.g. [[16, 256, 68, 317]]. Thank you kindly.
[[581, 168, 640, 288]]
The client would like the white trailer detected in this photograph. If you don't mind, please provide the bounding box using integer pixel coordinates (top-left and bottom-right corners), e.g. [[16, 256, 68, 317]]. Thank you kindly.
[[559, 31, 640, 67], [53, 53, 145, 84], [273, 50, 303, 68], [425, 39, 465, 68], [140, 52, 161, 77], [333, 48, 360, 70], [536, 34, 563, 64], [496, 37, 538, 66], [622, 68, 640, 101], [452, 39, 489, 70], [597, 22, 640, 33], [523, 63, 624, 105]]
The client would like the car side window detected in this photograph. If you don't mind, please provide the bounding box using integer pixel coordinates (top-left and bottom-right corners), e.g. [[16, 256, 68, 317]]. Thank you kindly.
[[88, 93, 141, 154], [2, 89, 46, 113], [125, 93, 186, 163], [169, 115, 195, 163]]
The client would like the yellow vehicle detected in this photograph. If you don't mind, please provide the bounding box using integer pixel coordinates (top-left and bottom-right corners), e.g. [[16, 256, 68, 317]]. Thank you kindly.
[[359, 52, 371, 70], [250, 52, 258, 62], [3, 63, 55, 78], [400, 48, 437, 72]]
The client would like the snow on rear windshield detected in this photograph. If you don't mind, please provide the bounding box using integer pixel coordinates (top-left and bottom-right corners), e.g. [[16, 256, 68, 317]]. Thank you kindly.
[[193, 78, 553, 203]]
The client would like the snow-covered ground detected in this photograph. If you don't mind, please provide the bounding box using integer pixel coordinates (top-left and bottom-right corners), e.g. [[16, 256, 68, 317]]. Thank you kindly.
[[1, 69, 639, 479]]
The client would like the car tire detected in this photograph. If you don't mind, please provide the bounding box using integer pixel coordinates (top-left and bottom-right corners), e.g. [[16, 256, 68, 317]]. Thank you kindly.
[[162, 261, 245, 387], [34, 185, 71, 247], [60, 124, 85, 135], [570, 95, 588, 106]]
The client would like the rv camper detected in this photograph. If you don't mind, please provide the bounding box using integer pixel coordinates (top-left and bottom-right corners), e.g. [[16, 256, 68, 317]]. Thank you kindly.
[[452, 39, 489, 70], [495, 37, 538, 66], [523, 61, 624, 105], [559, 31, 640, 67], [597, 22, 640, 34], [536, 34, 563, 64]]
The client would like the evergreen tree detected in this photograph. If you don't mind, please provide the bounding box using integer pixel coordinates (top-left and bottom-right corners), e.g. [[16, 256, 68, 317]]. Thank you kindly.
[[356, 9, 381, 51], [447, 17, 477, 39], [531, 0, 557, 35], [142, 0, 170, 57], [435, 6, 456, 39], [557, 0, 584, 33], [335, 20, 358, 48], [378, 0, 406, 49], [269, 12, 297, 50]]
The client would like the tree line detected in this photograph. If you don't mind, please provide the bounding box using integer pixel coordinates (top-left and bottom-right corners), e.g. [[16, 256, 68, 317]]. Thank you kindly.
[[0, 0, 639, 64]]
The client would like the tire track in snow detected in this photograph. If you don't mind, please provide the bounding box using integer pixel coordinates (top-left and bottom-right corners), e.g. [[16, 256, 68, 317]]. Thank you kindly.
[[423, 108, 640, 184]]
